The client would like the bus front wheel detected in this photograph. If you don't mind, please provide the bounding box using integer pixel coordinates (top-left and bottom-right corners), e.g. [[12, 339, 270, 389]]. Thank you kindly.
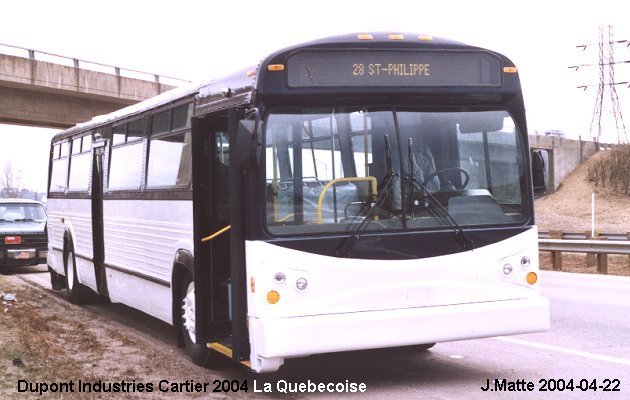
[[179, 274, 220, 367]]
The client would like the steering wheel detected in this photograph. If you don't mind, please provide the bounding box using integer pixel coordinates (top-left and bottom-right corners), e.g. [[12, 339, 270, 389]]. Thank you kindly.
[[421, 167, 470, 190]]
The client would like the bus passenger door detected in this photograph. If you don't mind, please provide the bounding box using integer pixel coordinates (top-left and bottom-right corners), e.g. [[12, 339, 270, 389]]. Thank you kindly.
[[192, 113, 232, 342], [91, 135, 108, 297]]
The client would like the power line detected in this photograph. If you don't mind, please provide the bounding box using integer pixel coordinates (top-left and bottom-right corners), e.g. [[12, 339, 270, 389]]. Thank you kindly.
[[569, 60, 630, 70], [575, 39, 629, 50]]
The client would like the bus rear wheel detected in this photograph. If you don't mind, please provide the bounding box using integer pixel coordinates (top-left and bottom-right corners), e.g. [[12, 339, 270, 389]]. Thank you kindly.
[[49, 266, 65, 290], [179, 274, 220, 367], [64, 243, 87, 304]]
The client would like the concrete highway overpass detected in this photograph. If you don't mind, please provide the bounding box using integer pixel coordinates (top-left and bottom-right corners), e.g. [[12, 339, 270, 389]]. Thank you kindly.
[[0, 44, 184, 129]]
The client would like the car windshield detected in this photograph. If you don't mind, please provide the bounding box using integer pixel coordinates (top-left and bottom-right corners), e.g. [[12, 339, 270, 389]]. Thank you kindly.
[[0, 203, 47, 223], [264, 107, 528, 235]]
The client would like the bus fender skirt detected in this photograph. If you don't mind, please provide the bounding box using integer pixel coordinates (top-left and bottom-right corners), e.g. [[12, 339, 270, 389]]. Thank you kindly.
[[174, 249, 194, 277]]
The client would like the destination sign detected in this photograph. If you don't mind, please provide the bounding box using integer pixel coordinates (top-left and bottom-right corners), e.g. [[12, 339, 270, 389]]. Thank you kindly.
[[286, 50, 502, 88]]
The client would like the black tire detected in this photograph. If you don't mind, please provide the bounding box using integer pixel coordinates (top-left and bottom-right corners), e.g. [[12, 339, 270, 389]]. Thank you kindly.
[[49, 266, 65, 290], [179, 273, 221, 367], [408, 343, 436, 351], [64, 242, 87, 305]]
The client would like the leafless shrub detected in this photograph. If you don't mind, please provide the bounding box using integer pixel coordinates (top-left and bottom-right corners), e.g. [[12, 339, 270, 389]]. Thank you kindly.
[[588, 144, 630, 195]]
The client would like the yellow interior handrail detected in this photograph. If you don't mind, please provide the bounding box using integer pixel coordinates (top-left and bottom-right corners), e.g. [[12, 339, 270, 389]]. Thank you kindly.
[[201, 225, 231, 242], [317, 177, 377, 224]]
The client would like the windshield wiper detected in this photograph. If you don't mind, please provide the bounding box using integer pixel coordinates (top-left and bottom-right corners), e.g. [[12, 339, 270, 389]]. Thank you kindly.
[[403, 174, 473, 250], [14, 218, 35, 222], [336, 134, 397, 257], [335, 173, 398, 257], [404, 138, 473, 250]]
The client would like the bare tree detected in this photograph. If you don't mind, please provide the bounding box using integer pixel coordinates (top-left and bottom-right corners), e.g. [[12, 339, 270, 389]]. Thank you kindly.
[[1, 161, 23, 198]]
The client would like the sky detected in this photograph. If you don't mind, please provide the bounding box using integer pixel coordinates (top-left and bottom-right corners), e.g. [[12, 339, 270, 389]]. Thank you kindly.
[[1, 0, 629, 192]]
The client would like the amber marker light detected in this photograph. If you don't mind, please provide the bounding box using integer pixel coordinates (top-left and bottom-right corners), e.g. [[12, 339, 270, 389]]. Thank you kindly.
[[389, 34, 405, 40], [357, 34, 374, 40], [267, 290, 280, 304], [418, 35, 433, 41], [503, 67, 518, 74], [526, 272, 538, 285], [267, 64, 285, 71]]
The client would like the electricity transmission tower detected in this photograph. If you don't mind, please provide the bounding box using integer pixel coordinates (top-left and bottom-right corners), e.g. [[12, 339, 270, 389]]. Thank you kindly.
[[571, 25, 629, 144]]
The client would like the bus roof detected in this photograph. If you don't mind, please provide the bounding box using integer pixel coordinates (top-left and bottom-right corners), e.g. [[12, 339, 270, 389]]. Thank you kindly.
[[52, 32, 514, 143], [51, 81, 204, 142], [274, 32, 468, 51]]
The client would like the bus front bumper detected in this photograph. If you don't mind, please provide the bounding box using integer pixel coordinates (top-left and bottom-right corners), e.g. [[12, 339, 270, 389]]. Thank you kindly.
[[248, 296, 550, 373]]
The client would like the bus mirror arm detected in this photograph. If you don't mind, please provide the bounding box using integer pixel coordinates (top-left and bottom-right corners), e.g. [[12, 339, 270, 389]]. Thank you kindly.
[[239, 107, 262, 164], [243, 107, 259, 136]]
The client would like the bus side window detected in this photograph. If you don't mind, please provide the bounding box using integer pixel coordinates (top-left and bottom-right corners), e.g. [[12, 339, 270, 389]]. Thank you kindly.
[[109, 143, 144, 191], [147, 132, 192, 188], [109, 117, 145, 191], [68, 134, 92, 192], [214, 132, 230, 222], [50, 141, 69, 193], [147, 102, 194, 189]]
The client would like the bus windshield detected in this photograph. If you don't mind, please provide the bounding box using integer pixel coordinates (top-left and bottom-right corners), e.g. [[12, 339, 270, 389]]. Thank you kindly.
[[265, 107, 528, 235]]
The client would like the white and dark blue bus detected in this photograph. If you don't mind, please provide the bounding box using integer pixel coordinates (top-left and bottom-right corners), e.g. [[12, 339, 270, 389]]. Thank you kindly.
[[46, 33, 549, 373]]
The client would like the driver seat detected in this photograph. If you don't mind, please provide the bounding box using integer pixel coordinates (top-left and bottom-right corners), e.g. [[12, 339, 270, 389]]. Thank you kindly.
[[390, 142, 441, 210]]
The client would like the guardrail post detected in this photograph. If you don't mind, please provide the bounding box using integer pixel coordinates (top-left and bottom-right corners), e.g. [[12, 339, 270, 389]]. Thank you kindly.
[[586, 230, 597, 268], [597, 253, 608, 274], [550, 230, 563, 270], [589, 231, 608, 274]]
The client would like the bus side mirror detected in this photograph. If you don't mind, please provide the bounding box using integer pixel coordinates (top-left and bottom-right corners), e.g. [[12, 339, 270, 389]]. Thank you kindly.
[[531, 149, 548, 195], [238, 107, 260, 139]]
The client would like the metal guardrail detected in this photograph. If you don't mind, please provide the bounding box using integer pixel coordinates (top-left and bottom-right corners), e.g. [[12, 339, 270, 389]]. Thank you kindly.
[[538, 231, 628, 241], [538, 232, 630, 274], [538, 239, 630, 255], [0, 42, 190, 85]]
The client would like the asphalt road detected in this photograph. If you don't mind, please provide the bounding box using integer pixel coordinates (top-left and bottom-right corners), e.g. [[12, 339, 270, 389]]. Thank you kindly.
[[9, 265, 630, 399]]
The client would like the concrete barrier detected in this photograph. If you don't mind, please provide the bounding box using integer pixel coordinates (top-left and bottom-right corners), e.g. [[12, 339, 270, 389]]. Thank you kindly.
[[529, 134, 598, 193]]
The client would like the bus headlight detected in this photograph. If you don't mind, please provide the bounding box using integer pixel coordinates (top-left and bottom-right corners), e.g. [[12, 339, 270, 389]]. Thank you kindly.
[[520, 256, 531, 268], [502, 263, 513, 275], [296, 278, 308, 290], [274, 272, 286, 284]]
